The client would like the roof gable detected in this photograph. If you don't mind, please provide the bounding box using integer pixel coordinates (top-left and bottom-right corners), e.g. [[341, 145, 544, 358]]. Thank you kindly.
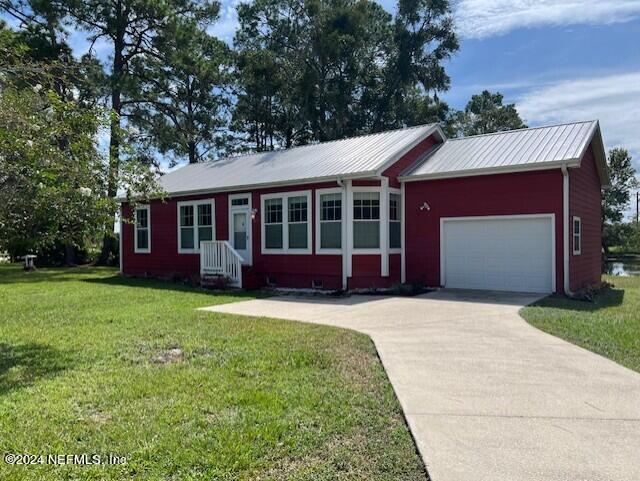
[[401, 120, 609, 186]]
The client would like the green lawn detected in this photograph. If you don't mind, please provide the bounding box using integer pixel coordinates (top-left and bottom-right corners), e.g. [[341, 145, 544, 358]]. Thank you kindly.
[[0, 265, 426, 480], [521, 275, 640, 373]]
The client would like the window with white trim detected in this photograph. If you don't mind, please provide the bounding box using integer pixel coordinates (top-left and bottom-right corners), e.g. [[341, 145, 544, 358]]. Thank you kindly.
[[178, 200, 215, 253], [353, 191, 380, 249], [261, 191, 311, 253], [389, 193, 401, 249], [319, 192, 342, 250], [573, 216, 581, 255], [264, 198, 283, 249], [288, 196, 308, 248], [134, 205, 150, 253]]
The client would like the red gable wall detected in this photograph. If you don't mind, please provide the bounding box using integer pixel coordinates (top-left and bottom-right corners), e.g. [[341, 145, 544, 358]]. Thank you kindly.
[[569, 144, 603, 291], [404, 169, 565, 292], [382, 135, 439, 187]]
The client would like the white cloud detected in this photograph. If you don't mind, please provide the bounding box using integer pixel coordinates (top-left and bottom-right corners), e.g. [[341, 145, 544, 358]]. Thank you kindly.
[[517, 71, 640, 155], [517, 71, 640, 219], [455, 0, 640, 38]]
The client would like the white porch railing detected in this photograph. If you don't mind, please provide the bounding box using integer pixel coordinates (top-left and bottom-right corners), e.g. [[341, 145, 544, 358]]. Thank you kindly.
[[200, 241, 243, 288]]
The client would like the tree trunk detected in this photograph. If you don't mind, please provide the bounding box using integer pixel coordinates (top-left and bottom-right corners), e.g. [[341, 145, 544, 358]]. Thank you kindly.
[[188, 141, 197, 164], [186, 78, 197, 163], [98, 9, 125, 265], [64, 243, 77, 266]]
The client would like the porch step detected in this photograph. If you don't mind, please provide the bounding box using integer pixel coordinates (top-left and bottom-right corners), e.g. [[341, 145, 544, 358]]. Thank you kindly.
[[199, 240, 243, 288]]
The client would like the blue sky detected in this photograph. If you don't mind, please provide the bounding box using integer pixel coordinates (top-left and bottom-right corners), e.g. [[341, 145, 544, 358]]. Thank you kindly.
[[4, 1, 640, 177]]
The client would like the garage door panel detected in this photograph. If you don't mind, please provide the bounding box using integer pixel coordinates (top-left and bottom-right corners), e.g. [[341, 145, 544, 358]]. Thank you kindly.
[[442, 217, 553, 293]]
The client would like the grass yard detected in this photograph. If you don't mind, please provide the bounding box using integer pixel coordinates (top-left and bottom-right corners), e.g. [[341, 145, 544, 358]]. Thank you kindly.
[[521, 275, 640, 373], [0, 265, 426, 480]]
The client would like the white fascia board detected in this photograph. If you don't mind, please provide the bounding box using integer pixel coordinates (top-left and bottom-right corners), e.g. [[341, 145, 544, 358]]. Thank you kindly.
[[117, 172, 379, 203], [398, 159, 581, 183]]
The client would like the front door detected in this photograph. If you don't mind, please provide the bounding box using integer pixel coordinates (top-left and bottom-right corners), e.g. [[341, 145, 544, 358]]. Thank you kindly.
[[229, 194, 252, 265]]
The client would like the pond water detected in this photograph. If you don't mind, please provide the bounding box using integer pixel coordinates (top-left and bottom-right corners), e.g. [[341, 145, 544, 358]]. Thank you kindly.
[[604, 258, 640, 276]]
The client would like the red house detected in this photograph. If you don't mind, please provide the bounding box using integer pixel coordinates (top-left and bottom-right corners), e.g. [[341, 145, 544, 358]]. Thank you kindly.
[[120, 120, 609, 295]]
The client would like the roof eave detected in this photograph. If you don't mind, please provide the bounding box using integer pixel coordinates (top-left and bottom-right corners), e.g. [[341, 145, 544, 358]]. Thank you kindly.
[[398, 159, 580, 182], [117, 170, 379, 203]]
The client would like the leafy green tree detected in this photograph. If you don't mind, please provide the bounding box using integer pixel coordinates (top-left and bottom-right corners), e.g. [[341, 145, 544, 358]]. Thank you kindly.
[[603, 148, 637, 224], [451, 90, 526, 137], [624, 222, 640, 253], [232, 49, 290, 151], [233, 0, 457, 151], [372, 0, 458, 130], [128, 22, 233, 164], [602, 148, 638, 252], [48, 0, 220, 261], [0, 88, 111, 261], [0, 23, 161, 264]]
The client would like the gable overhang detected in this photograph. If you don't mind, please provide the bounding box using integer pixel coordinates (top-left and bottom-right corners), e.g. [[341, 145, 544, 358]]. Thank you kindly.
[[374, 124, 446, 177], [576, 121, 610, 188]]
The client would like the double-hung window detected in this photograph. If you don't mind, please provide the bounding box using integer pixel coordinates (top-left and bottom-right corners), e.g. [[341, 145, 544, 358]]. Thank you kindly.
[[389, 193, 401, 249], [288, 196, 308, 248], [573, 216, 581, 255], [261, 191, 311, 253], [264, 198, 283, 249], [134, 205, 151, 253], [177, 200, 215, 253], [317, 189, 343, 252], [353, 191, 380, 249]]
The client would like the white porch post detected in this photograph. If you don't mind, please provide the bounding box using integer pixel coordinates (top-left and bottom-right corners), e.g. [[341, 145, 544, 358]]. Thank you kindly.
[[380, 177, 389, 277], [345, 179, 353, 281]]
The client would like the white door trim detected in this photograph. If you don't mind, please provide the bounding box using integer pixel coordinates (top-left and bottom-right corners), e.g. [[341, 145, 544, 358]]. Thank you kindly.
[[439, 213, 556, 293], [228, 193, 252, 265]]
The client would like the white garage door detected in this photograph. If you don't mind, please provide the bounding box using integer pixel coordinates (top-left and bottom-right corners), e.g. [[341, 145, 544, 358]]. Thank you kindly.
[[441, 216, 554, 293]]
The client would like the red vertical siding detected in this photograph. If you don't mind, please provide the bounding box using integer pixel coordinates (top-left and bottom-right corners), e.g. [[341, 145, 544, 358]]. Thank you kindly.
[[569, 144, 603, 291], [404, 169, 565, 292], [122, 182, 345, 289], [122, 192, 228, 278], [382, 135, 440, 187], [249, 182, 343, 289], [121, 132, 440, 289]]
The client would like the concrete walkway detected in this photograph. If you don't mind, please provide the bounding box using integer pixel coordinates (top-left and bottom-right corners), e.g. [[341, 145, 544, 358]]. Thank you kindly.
[[201, 290, 640, 481]]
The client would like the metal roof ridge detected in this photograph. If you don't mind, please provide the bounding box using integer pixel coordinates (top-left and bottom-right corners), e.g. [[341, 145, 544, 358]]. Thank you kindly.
[[444, 120, 598, 143], [185, 123, 438, 167]]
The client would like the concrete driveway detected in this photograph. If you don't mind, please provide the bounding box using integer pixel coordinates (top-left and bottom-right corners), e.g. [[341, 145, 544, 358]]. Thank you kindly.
[[201, 289, 640, 481]]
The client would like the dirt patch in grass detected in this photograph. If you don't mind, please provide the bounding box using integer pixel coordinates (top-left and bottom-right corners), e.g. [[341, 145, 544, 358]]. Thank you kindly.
[[151, 347, 184, 364]]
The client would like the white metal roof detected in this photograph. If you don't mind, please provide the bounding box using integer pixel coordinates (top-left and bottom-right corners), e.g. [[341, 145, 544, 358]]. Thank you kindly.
[[401, 120, 607, 182], [158, 123, 441, 195]]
